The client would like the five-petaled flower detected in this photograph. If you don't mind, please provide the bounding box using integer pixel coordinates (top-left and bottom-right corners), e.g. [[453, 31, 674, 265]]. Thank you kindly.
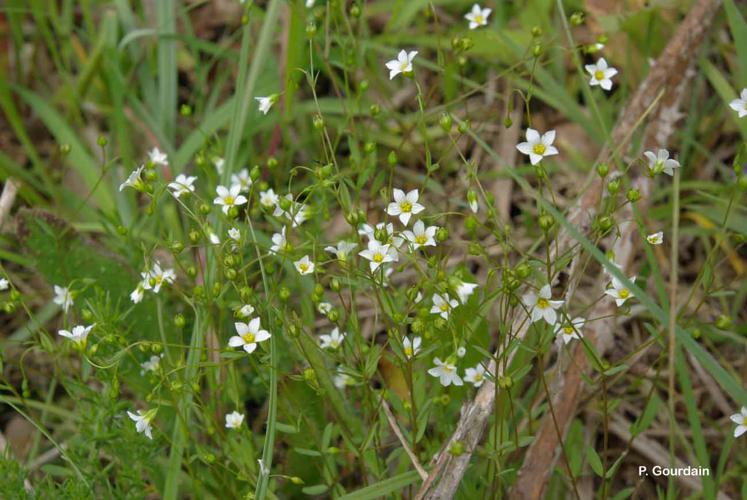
[[730, 407, 747, 438], [255, 95, 276, 115], [148, 147, 168, 166], [229, 318, 271, 354], [516, 128, 559, 165], [320, 327, 346, 350], [387, 189, 425, 226], [127, 409, 155, 439], [385, 50, 418, 80], [455, 280, 478, 304], [359, 240, 395, 272], [294, 255, 315, 275], [143, 262, 176, 294], [431, 293, 458, 320], [119, 165, 144, 192], [464, 4, 491, 30], [585, 58, 618, 91], [270, 227, 290, 255], [324, 241, 358, 262], [53, 285, 74, 313], [644, 149, 680, 176], [729, 88, 747, 118], [523, 284, 564, 325], [168, 174, 197, 198], [646, 232, 664, 245], [403, 336, 421, 359], [464, 363, 487, 387], [214, 185, 248, 215], [225, 411, 245, 430], [58, 324, 94, 347], [231, 168, 253, 192], [403, 220, 437, 249], [605, 276, 636, 306], [554, 317, 585, 344], [428, 357, 463, 387]]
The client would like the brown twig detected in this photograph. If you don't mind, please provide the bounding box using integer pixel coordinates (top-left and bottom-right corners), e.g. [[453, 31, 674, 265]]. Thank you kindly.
[[381, 399, 428, 481], [0, 177, 20, 231]]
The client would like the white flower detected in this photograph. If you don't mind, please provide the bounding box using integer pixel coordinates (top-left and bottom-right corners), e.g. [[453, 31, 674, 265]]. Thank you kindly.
[[317, 302, 333, 315], [143, 262, 176, 294], [225, 411, 245, 430], [730, 407, 747, 438], [58, 324, 93, 346], [140, 355, 161, 374], [585, 58, 618, 91], [729, 88, 747, 118], [270, 227, 290, 255], [467, 190, 478, 213], [208, 232, 220, 245], [523, 284, 564, 324], [385, 50, 417, 80], [386, 189, 424, 226], [403, 220, 437, 249], [53, 285, 74, 313], [168, 174, 197, 198], [516, 128, 559, 165], [359, 240, 395, 272], [228, 318, 271, 354], [130, 285, 144, 304], [644, 149, 680, 176], [402, 336, 421, 359], [334, 366, 355, 389], [359, 222, 404, 249], [0, 278, 8, 290], [127, 409, 154, 439], [119, 165, 144, 191], [306, 0, 315, 7], [148, 147, 168, 166], [428, 357, 463, 387], [464, 363, 487, 387], [430, 293, 458, 320], [213, 157, 225, 175], [294, 255, 315, 275], [214, 185, 248, 215], [228, 228, 241, 241], [455, 281, 478, 304], [456, 346, 466, 358], [319, 327, 346, 350], [260, 188, 279, 209], [231, 168, 252, 192], [554, 317, 585, 344], [324, 241, 358, 262], [255, 95, 276, 115], [464, 3, 491, 29], [273, 194, 309, 227], [646, 232, 664, 245], [605, 276, 636, 307], [238, 304, 255, 318]]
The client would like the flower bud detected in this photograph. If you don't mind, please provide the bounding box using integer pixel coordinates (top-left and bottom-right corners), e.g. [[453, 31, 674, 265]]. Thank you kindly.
[[97, 136, 108, 147], [538, 214, 554, 231], [174, 314, 186, 328], [313, 114, 325, 130], [267, 157, 278, 169], [516, 263, 531, 279], [330, 278, 341, 292], [498, 375, 513, 389], [387, 151, 398, 166], [369, 104, 380, 116], [607, 178, 620, 194], [436, 227, 449, 242], [279, 196, 292, 211], [439, 113, 453, 133], [180, 104, 192, 116], [532, 44, 543, 57], [449, 441, 465, 456], [531, 26, 542, 37], [59, 143, 72, 155], [457, 120, 470, 134], [570, 11, 585, 26], [596, 163, 609, 177], [626, 188, 641, 203], [305, 21, 316, 38], [364, 142, 375, 154], [279, 286, 291, 302]]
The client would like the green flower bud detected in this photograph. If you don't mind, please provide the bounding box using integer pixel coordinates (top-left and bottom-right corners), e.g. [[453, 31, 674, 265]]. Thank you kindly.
[[305, 21, 316, 38], [465, 215, 478, 232], [225, 268, 237, 280], [59, 143, 72, 155], [279, 286, 291, 302], [738, 175, 747, 191], [290, 476, 304, 485], [607, 178, 620, 194], [538, 214, 554, 231], [117, 225, 128, 236], [199, 203, 211, 215], [531, 26, 543, 37], [532, 44, 543, 57], [387, 151, 398, 166], [626, 188, 641, 203], [250, 165, 261, 181], [570, 11, 585, 26], [436, 227, 449, 242], [457, 120, 470, 134], [349, 4, 360, 17], [498, 375, 513, 389], [330, 278, 341, 292], [503, 116, 513, 128], [449, 441, 465, 456], [596, 163, 609, 177], [359, 80, 369, 92], [227, 206, 239, 219], [180, 104, 192, 116], [369, 104, 380, 116], [97, 136, 108, 147], [187, 265, 197, 278], [598, 215, 614, 232], [715, 315, 732, 330], [439, 113, 453, 133], [516, 263, 531, 279], [374, 227, 389, 242], [144, 170, 157, 182], [267, 157, 278, 169], [313, 114, 325, 130], [364, 142, 376, 154], [174, 314, 186, 328]]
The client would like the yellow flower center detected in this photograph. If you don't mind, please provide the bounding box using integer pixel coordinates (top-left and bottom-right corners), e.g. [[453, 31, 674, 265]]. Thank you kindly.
[[594, 70, 605, 81], [533, 143, 546, 155], [242, 332, 256, 344], [400, 201, 412, 213], [416, 235, 427, 245], [442, 364, 453, 374], [563, 326, 574, 334], [400, 62, 409, 72], [404, 347, 413, 357], [373, 253, 384, 263], [619, 289, 629, 299], [299, 263, 309, 273], [475, 15, 484, 24], [537, 298, 549, 309], [224, 196, 235, 205], [474, 372, 483, 381], [440, 303, 450, 312]]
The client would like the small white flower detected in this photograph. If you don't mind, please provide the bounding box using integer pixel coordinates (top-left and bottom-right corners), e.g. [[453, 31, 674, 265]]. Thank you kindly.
[[213, 157, 225, 175], [386, 189, 425, 226], [359, 222, 404, 249], [148, 147, 168, 166], [0, 278, 8, 290], [214, 185, 248, 215], [319, 327, 346, 350], [430, 293, 458, 320], [273, 194, 309, 227], [168, 174, 197, 198], [260, 188, 279, 209], [454, 281, 478, 304], [516, 128, 559, 165], [414, 291, 423, 303], [359, 240, 395, 272], [238, 304, 255, 318], [646, 232, 664, 245], [334, 366, 355, 389], [428, 357, 463, 387], [467, 190, 479, 213], [403, 220, 437, 249], [208, 232, 220, 245], [53, 285, 74, 313], [58, 324, 93, 346], [140, 355, 161, 374], [324, 241, 358, 262], [605, 276, 636, 307], [464, 363, 487, 387], [456, 346, 466, 358], [255, 95, 276, 115], [730, 407, 747, 438], [270, 227, 290, 255], [464, 3, 491, 30], [143, 262, 176, 294], [130, 284, 144, 304], [523, 284, 564, 325], [119, 165, 144, 192], [585, 58, 618, 91], [317, 302, 333, 315], [644, 149, 680, 176], [402, 336, 421, 359], [127, 409, 155, 439], [554, 317, 585, 344], [225, 411, 245, 430], [231, 168, 252, 192], [228, 228, 241, 241], [294, 255, 315, 275], [228, 318, 271, 354], [729, 88, 747, 118], [385, 50, 417, 80]]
